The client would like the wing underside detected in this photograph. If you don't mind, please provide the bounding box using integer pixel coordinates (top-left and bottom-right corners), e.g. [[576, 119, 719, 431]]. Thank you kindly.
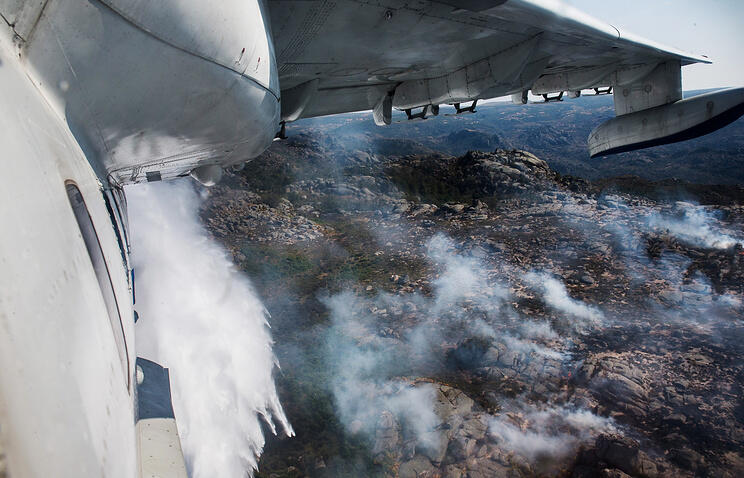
[[269, 0, 708, 120], [269, 0, 744, 157]]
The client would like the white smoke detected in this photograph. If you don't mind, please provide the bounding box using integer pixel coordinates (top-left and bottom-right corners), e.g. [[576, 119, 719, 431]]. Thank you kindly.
[[426, 233, 509, 313], [321, 291, 442, 453], [489, 404, 616, 462], [127, 180, 293, 477], [525, 272, 604, 326], [519, 320, 559, 341], [647, 202, 742, 249], [319, 233, 574, 450]]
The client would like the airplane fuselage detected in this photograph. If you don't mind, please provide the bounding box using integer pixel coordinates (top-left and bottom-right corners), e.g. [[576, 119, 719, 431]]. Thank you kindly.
[[0, 0, 278, 475]]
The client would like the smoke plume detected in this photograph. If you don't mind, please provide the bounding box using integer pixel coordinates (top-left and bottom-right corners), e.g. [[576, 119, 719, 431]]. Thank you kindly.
[[489, 403, 616, 462], [318, 233, 597, 454], [127, 180, 293, 477], [647, 202, 742, 249], [525, 271, 604, 326], [321, 290, 443, 453]]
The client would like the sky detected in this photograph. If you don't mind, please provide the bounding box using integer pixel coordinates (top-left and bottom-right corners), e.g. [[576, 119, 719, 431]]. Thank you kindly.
[[564, 0, 743, 90]]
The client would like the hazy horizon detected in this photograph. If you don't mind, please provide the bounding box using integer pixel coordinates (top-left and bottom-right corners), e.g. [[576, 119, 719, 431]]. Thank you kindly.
[[565, 0, 744, 91]]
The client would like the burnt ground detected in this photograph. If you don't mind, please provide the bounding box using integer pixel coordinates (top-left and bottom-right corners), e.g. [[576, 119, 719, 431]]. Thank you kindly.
[[200, 137, 744, 478]]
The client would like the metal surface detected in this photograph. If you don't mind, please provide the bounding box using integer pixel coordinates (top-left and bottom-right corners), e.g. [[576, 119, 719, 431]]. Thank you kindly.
[[135, 359, 188, 478], [373, 93, 393, 126], [614, 61, 682, 116], [98, 0, 277, 93], [190, 164, 224, 187], [0, 22, 136, 476], [268, 0, 709, 119], [4, 0, 280, 185], [136, 359, 177, 421], [392, 35, 543, 110], [281, 79, 319, 122], [589, 88, 744, 157], [532, 64, 617, 95], [136, 420, 188, 478]]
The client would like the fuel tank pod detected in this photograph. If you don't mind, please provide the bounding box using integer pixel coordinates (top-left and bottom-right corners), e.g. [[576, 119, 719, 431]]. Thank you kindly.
[[588, 87, 744, 157]]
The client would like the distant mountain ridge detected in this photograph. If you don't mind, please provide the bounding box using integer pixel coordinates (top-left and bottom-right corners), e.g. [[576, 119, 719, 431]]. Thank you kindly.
[[286, 89, 744, 185]]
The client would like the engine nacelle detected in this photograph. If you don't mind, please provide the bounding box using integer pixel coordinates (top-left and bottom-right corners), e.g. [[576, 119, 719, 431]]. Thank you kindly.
[[588, 87, 744, 157], [6, 0, 280, 185]]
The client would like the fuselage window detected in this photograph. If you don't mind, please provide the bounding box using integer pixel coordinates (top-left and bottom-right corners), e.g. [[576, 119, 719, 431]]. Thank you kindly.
[[66, 183, 130, 389]]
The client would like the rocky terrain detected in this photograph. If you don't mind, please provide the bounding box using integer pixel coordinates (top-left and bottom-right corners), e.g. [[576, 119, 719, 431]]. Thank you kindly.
[[199, 134, 744, 477]]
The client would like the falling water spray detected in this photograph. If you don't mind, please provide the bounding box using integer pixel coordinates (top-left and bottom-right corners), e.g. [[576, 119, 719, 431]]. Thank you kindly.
[[127, 180, 293, 477]]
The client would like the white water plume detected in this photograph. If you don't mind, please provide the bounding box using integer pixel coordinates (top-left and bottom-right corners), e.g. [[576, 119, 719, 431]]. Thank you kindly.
[[127, 180, 293, 477]]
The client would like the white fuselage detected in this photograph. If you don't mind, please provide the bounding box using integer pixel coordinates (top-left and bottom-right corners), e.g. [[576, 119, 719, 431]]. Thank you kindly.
[[0, 0, 279, 476]]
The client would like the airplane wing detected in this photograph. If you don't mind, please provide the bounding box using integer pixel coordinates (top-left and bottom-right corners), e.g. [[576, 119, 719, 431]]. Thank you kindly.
[[269, 0, 707, 117], [269, 0, 744, 156]]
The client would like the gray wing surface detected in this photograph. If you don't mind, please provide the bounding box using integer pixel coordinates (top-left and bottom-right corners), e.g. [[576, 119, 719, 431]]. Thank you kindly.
[[268, 0, 709, 120]]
